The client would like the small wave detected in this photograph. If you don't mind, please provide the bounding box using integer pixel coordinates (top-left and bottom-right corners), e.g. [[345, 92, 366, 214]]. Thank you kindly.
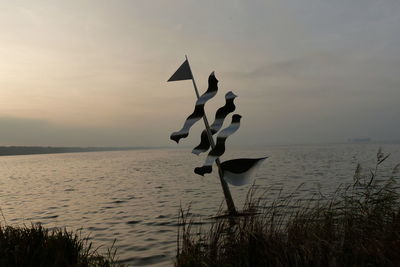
[[122, 254, 168, 266], [101, 206, 116, 209], [87, 226, 109, 231], [111, 200, 127, 204], [126, 245, 148, 252], [126, 220, 141, 225], [38, 215, 59, 219]]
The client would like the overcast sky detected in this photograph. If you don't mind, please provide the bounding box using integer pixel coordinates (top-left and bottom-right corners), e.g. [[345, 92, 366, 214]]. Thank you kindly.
[[0, 0, 399, 147]]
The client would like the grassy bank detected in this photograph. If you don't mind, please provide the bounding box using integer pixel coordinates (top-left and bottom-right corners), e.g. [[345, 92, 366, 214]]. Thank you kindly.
[[0, 223, 124, 267], [176, 149, 400, 267]]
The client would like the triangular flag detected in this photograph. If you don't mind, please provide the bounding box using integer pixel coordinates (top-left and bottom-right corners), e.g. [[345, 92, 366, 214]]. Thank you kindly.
[[168, 60, 192, 82]]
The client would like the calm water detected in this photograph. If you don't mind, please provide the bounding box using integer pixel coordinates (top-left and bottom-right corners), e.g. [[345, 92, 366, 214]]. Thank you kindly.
[[0, 144, 399, 266]]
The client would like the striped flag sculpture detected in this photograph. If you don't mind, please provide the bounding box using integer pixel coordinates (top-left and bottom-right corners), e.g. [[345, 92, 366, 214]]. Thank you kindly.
[[192, 91, 237, 155], [168, 56, 267, 215], [170, 72, 218, 143]]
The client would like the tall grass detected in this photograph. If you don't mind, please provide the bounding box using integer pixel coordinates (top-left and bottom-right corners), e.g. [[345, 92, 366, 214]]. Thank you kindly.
[[176, 149, 400, 267], [0, 223, 124, 267]]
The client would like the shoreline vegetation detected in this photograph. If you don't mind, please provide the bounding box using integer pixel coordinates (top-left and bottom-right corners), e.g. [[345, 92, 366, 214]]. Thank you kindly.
[[0, 223, 125, 267], [176, 149, 400, 267]]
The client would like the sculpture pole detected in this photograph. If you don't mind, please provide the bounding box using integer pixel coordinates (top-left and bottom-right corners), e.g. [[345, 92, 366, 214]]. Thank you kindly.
[[185, 55, 237, 216]]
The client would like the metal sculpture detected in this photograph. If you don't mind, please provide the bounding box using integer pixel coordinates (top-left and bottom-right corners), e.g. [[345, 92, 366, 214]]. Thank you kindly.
[[168, 56, 267, 215]]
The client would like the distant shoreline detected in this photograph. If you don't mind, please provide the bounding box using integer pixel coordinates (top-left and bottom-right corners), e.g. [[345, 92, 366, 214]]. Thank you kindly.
[[0, 146, 167, 156], [1, 142, 399, 157]]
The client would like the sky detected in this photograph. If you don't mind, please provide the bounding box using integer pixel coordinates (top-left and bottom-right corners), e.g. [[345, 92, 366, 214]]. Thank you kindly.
[[0, 0, 399, 147]]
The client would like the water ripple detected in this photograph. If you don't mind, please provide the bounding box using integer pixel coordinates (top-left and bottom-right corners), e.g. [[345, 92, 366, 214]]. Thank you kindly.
[[0, 145, 399, 266]]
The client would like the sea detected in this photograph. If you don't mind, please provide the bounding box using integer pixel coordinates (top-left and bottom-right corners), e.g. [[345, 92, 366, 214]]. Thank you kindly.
[[0, 143, 399, 266]]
